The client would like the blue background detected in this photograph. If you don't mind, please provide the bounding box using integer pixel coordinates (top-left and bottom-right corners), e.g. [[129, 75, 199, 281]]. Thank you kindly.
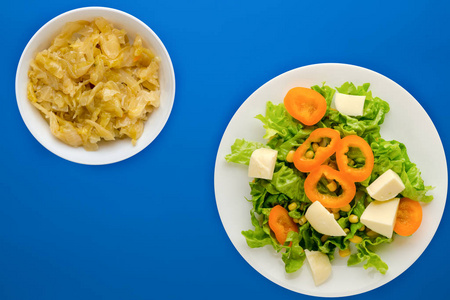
[[1, 0, 449, 299]]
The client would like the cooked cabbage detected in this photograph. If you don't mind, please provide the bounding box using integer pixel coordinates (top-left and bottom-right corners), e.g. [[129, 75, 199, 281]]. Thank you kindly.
[[27, 17, 160, 151]]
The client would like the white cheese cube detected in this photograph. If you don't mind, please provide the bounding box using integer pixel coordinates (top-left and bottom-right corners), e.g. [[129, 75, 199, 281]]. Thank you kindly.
[[360, 198, 400, 238], [305, 201, 346, 236], [367, 169, 405, 201], [334, 92, 366, 116], [305, 250, 332, 286], [248, 148, 278, 180]]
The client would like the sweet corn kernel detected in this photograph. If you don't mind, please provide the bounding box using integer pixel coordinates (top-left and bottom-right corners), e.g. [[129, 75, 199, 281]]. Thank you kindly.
[[286, 150, 295, 163], [366, 230, 379, 238], [349, 214, 359, 223], [327, 181, 337, 192], [349, 235, 363, 244], [339, 248, 351, 257], [331, 207, 340, 213], [305, 150, 314, 159], [298, 216, 307, 225], [288, 202, 298, 211], [312, 143, 319, 151], [340, 204, 351, 212]]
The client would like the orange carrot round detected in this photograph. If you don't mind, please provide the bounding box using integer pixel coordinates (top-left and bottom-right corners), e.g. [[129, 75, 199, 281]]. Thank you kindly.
[[394, 197, 423, 236], [284, 87, 327, 126], [268, 205, 299, 245]]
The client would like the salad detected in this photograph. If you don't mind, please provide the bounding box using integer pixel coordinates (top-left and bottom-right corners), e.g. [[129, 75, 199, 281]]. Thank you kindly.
[[225, 82, 433, 285]]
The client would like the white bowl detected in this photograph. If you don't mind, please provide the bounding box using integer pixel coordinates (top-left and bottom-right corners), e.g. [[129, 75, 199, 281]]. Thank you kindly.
[[15, 7, 175, 165]]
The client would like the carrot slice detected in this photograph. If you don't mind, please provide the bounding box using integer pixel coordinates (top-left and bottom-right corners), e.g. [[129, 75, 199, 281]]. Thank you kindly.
[[394, 197, 423, 236], [268, 205, 299, 245], [284, 87, 327, 126]]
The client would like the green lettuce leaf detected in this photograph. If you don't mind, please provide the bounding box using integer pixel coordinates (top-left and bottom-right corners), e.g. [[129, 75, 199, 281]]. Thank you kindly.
[[225, 139, 267, 165], [311, 84, 335, 109], [271, 163, 307, 201], [369, 139, 434, 202], [282, 231, 306, 273], [347, 236, 392, 274], [255, 101, 302, 140], [276, 128, 313, 161], [242, 209, 273, 248]]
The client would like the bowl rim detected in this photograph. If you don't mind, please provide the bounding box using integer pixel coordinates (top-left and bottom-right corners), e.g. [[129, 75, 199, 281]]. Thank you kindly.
[[15, 6, 176, 165]]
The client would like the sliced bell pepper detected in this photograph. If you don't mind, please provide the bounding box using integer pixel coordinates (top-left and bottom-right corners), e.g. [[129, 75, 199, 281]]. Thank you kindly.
[[284, 87, 327, 126], [293, 128, 341, 173], [304, 165, 356, 208], [336, 135, 374, 182], [268, 205, 299, 245], [394, 197, 423, 236]]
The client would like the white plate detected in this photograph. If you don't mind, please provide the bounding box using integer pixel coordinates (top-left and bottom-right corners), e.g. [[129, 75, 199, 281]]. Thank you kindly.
[[15, 7, 175, 165], [214, 63, 447, 297]]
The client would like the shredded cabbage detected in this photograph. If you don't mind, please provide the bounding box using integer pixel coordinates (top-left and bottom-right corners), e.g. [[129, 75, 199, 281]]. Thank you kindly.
[[27, 17, 160, 150]]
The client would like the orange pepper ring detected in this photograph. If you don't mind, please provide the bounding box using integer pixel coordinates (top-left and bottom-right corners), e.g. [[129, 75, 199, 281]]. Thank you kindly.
[[293, 128, 341, 173], [268, 205, 299, 245], [336, 135, 374, 182], [304, 165, 356, 208], [284, 87, 327, 126]]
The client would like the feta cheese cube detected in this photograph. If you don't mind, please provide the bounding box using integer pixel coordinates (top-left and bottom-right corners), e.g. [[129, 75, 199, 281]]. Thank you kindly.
[[367, 169, 405, 201], [334, 92, 366, 116], [305, 201, 346, 236], [248, 148, 278, 180], [360, 198, 401, 238]]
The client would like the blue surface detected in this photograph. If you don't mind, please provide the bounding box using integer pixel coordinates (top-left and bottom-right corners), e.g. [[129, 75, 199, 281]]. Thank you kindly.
[[1, 0, 449, 299]]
